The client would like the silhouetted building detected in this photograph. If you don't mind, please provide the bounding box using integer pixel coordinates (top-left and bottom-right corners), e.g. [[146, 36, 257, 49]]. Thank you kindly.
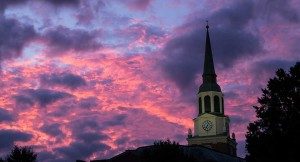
[[88, 145, 244, 162], [186, 23, 237, 156]]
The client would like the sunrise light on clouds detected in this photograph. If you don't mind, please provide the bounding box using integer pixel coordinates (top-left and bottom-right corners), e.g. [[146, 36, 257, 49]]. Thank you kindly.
[[0, 0, 299, 161]]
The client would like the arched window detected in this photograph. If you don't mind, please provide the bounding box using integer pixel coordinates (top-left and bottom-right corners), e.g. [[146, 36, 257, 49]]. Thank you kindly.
[[222, 97, 224, 114], [214, 96, 220, 113], [198, 97, 202, 115], [204, 95, 211, 113]]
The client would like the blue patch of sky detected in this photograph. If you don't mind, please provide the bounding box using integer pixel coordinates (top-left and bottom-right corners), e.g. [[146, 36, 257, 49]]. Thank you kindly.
[[49, 8, 78, 29], [4, 5, 44, 32], [223, 84, 247, 94], [22, 43, 45, 59], [105, 0, 188, 30], [5, 2, 78, 31], [150, 0, 190, 29], [98, 0, 207, 56], [125, 44, 158, 55]]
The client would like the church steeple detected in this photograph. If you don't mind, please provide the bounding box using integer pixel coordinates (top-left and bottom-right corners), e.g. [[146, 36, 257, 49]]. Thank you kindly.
[[187, 22, 237, 157], [199, 23, 221, 93]]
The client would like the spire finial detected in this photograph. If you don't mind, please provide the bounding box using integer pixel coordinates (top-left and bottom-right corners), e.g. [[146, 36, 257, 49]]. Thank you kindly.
[[206, 20, 209, 29]]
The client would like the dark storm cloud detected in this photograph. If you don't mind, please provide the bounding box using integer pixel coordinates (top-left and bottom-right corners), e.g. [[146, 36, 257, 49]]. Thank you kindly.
[[0, 1, 88, 64], [14, 95, 35, 109], [2, 0, 82, 14], [40, 123, 63, 137], [159, 29, 203, 89], [56, 141, 110, 161], [54, 107, 185, 160], [40, 73, 86, 89], [0, 0, 25, 12], [212, 0, 254, 28], [43, 0, 80, 6], [37, 151, 57, 162], [0, 130, 32, 149], [70, 120, 101, 139], [48, 105, 72, 117], [75, 132, 109, 143], [42, 26, 102, 55], [70, 118, 100, 130], [0, 17, 36, 62], [211, 28, 261, 67], [291, 38, 300, 55], [115, 136, 130, 145], [76, 0, 105, 25], [60, 114, 125, 160], [120, 0, 152, 10], [79, 97, 99, 109], [57, 117, 111, 160], [0, 0, 80, 11], [15, 89, 72, 107], [103, 114, 127, 126], [69, 114, 126, 135], [256, 0, 300, 22], [158, 1, 261, 89], [250, 60, 297, 79], [257, 60, 296, 71], [0, 108, 14, 122]]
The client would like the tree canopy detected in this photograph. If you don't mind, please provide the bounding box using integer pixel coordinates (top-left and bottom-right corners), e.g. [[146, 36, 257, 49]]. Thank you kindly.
[[1, 145, 37, 162], [245, 62, 300, 162]]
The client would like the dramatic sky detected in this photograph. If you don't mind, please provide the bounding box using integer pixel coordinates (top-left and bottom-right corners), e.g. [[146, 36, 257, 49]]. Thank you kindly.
[[0, 0, 299, 161]]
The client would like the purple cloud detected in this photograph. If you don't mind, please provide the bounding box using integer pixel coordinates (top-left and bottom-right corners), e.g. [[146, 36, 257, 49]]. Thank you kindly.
[[0, 0, 25, 12], [40, 123, 63, 137], [55, 141, 110, 161], [40, 73, 86, 89], [76, 1, 105, 25], [0, 129, 32, 150], [0, 108, 14, 122], [43, 0, 81, 6], [120, 0, 152, 10], [256, 0, 300, 23], [0, 17, 35, 63], [15, 89, 72, 107], [42, 26, 102, 55], [79, 97, 99, 109], [158, 1, 261, 90]]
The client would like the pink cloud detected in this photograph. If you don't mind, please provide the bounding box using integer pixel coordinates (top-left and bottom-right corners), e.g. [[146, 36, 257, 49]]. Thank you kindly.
[[1, 0, 300, 160]]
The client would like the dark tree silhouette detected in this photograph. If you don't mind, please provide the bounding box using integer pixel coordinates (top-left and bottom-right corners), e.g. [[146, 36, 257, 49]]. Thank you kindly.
[[245, 62, 300, 162], [5, 145, 37, 162]]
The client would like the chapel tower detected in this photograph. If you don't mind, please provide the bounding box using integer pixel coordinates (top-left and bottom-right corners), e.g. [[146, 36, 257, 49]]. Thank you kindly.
[[187, 23, 237, 156]]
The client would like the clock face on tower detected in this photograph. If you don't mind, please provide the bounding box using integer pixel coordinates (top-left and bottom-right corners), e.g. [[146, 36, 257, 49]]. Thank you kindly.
[[202, 120, 213, 131]]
